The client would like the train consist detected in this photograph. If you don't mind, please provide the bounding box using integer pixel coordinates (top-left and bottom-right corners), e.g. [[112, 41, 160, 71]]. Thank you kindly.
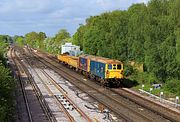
[[57, 54, 124, 86]]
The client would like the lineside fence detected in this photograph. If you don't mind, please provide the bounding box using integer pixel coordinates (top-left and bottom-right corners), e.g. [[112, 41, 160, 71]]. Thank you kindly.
[[139, 89, 180, 109]]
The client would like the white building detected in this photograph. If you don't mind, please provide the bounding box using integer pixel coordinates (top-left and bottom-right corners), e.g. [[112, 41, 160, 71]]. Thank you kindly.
[[61, 43, 81, 56]]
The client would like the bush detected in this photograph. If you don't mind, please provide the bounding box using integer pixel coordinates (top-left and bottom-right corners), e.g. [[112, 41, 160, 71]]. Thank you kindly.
[[124, 65, 134, 77], [0, 64, 15, 121], [0, 40, 15, 121], [164, 79, 180, 95], [0, 105, 6, 121]]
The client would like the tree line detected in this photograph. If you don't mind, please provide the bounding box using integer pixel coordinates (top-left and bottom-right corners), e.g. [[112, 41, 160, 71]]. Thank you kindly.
[[1, 0, 178, 121], [14, 29, 71, 55], [73, 0, 180, 95], [0, 35, 15, 121], [13, 0, 180, 95]]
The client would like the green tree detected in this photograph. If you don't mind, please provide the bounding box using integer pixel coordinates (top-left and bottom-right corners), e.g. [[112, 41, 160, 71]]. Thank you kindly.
[[54, 29, 70, 45], [14, 36, 24, 46], [54, 29, 71, 54], [73, 0, 180, 88], [73, 25, 86, 50], [25, 32, 39, 47], [24, 31, 47, 49], [0, 38, 15, 121], [37, 32, 46, 49]]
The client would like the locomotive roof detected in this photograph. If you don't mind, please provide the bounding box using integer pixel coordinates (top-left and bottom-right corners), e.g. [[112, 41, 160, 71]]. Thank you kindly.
[[79, 54, 122, 64]]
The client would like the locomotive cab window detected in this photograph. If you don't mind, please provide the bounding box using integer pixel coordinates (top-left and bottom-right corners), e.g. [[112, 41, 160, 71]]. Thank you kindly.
[[113, 64, 116, 69], [108, 64, 112, 69], [117, 64, 121, 69]]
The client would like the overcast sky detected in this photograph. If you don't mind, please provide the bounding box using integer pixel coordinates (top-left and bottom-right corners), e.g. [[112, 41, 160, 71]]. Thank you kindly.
[[0, 0, 149, 37]]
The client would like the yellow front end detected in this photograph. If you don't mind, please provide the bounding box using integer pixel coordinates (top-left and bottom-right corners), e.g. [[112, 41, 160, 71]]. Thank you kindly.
[[105, 64, 123, 79]]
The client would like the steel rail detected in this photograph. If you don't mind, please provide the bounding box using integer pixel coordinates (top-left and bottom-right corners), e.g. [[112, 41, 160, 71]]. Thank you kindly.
[[17, 45, 180, 122], [13, 47, 57, 122], [19, 46, 180, 122], [20, 49, 75, 122], [26, 46, 92, 122], [41, 69, 92, 122], [11, 48, 33, 122], [40, 61, 151, 122], [27, 48, 154, 121], [111, 88, 180, 122], [41, 48, 180, 122], [34, 68, 75, 122]]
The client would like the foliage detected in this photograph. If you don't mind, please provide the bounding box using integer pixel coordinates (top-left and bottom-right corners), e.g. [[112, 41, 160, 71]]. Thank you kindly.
[[0, 36, 10, 65], [73, 25, 86, 50], [52, 29, 71, 54], [124, 65, 134, 77], [0, 65, 15, 121], [25, 31, 46, 49], [129, 72, 156, 85], [23, 29, 71, 55], [13, 36, 25, 46], [0, 35, 13, 44], [73, 0, 180, 79], [73, 0, 180, 95], [165, 79, 180, 95], [54, 29, 70, 44], [0, 37, 15, 121], [13, 0, 180, 96]]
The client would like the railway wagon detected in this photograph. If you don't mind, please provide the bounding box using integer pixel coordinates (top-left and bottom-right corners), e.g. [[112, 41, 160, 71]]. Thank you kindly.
[[90, 60, 105, 79], [68, 56, 78, 69], [57, 54, 69, 64], [78, 55, 92, 72]]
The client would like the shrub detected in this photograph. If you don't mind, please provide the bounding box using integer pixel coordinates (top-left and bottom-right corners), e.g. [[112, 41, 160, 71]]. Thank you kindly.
[[124, 65, 134, 77], [165, 79, 180, 95]]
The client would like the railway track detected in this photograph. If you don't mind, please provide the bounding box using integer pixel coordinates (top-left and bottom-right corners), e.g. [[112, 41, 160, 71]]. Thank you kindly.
[[10, 47, 56, 122], [17, 46, 92, 122], [15, 46, 180, 121], [41, 69, 92, 122], [112, 88, 180, 122], [30, 68, 75, 122], [38, 47, 180, 122], [24, 48, 170, 121], [10, 48, 33, 122]]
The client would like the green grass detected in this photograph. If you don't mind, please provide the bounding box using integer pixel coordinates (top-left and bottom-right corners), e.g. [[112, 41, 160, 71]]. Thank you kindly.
[[127, 72, 179, 102]]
